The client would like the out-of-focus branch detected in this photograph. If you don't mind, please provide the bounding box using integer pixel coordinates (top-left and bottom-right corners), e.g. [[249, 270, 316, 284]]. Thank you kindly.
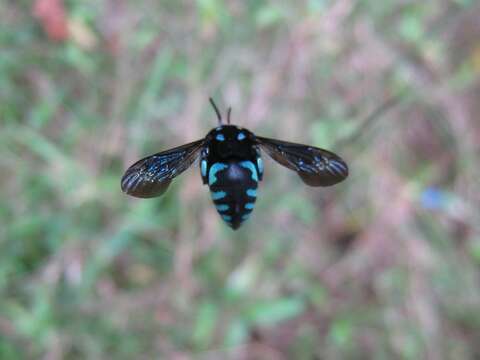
[[334, 88, 408, 149]]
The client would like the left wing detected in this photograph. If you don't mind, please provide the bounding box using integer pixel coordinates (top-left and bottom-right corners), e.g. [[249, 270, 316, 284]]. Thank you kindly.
[[256, 136, 348, 186], [121, 139, 205, 198]]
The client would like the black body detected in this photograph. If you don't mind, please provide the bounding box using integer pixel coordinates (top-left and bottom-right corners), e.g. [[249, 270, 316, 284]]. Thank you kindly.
[[121, 99, 348, 230]]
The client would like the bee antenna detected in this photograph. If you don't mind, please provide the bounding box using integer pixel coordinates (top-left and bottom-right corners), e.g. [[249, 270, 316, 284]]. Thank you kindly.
[[227, 107, 232, 124], [209, 98, 222, 125]]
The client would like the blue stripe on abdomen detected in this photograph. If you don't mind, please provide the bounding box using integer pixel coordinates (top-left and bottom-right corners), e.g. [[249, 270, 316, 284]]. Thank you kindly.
[[201, 159, 207, 178], [209, 163, 228, 185], [216, 204, 229, 212], [211, 191, 227, 200], [208, 161, 259, 229], [239, 161, 258, 182]]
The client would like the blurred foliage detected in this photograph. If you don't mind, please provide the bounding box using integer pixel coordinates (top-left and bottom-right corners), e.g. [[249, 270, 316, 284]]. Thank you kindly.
[[1, 0, 480, 359]]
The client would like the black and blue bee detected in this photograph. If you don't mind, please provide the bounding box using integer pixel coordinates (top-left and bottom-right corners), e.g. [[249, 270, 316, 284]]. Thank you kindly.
[[121, 99, 348, 229]]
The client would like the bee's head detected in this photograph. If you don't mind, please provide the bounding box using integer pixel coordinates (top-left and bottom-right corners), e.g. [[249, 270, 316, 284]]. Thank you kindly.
[[207, 125, 255, 159]]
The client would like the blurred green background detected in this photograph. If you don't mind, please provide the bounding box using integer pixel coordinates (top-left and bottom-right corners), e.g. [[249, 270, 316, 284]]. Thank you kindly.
[[1, 0, 480, 359]]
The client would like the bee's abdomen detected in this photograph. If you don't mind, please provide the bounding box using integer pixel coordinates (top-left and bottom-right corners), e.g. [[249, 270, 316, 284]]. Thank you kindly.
[[207, 160, 259, 229]]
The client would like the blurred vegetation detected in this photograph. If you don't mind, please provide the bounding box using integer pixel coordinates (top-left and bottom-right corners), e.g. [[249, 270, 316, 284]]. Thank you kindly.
[[1, 0, 480, 359]]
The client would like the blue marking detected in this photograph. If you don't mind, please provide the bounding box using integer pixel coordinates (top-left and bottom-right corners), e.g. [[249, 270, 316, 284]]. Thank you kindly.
[[222, 215, 232, 221], [246, 189, 257, 197], [211, 191, 227, 200], [216, 134, 225, 141], [209, 163, 228, 185], [126, 173, 140, 190], [328, 162, 342, 174], [241, 213, 251, 221], [257, 157, 264, 175], [239, 161, 258, 182], [421, 187, 447, 210], [237, 132, 246, 141], [329, 160, 346, 174], [245, 203, 255, 210], [331, 160, 346, 170], [326, 167, 336, 176], [216, 204, 229, 212], [201, 159, 207, 178]]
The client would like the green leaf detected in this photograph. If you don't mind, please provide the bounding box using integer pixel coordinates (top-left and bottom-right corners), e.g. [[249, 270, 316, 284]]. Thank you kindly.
[[256, 5, 285, 28], [469, 241, 480, 265], [225, 260, 258, 299], [245, 298, 305, 326], [308, 0, 328, 13], [328, 318, 353, 348], [278, 192, 316, 224], [192, 301, 218, 349], [225, 320, 248, 347], [197, 0, 228, 27]]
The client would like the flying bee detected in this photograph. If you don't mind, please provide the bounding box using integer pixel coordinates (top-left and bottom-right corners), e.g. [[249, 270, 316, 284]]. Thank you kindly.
[[121, 99, 348, 229]]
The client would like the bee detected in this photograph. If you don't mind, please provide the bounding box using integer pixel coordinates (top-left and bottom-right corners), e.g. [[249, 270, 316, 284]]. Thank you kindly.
[[121, 99, 348, 229]]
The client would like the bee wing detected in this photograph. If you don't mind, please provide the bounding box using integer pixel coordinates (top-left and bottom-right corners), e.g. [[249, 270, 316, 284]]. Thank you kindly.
[[121, 139, 205, 198], [256, 136, 348, 186]]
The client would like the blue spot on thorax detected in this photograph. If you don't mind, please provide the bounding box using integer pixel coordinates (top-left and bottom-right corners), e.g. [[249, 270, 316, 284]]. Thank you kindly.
[[216, 134, 225, 141], [237, 132, 246, 141]]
